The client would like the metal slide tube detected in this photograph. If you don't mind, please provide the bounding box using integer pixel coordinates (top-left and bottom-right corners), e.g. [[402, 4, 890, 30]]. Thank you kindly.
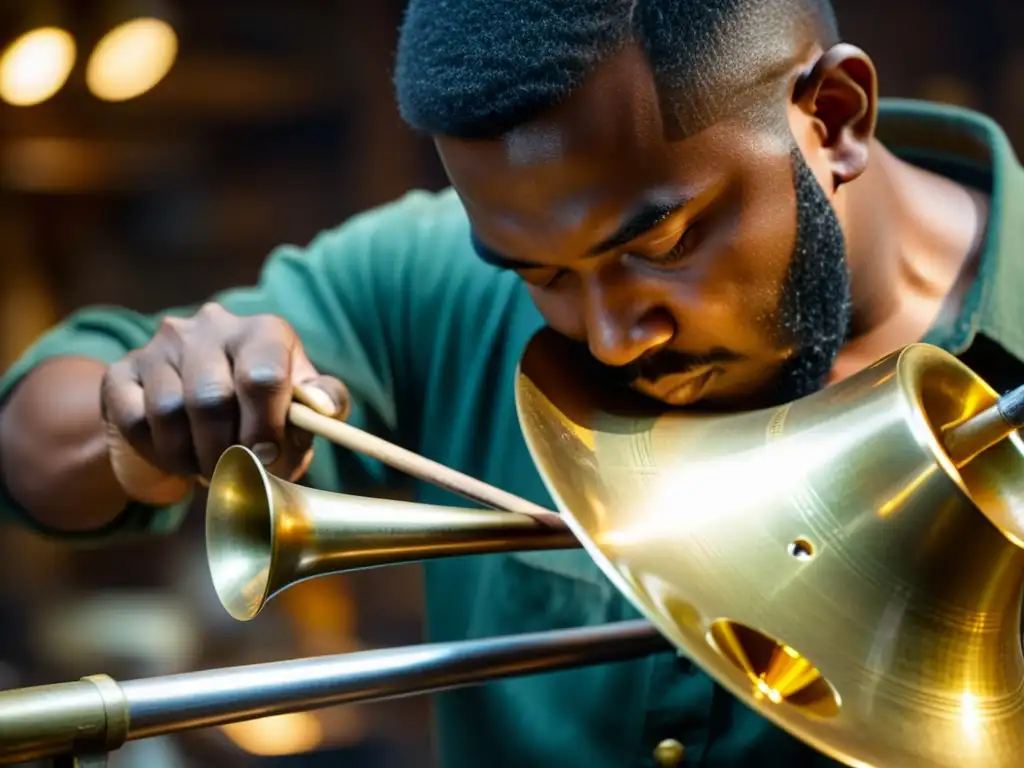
[[0, 620, 669, 764]]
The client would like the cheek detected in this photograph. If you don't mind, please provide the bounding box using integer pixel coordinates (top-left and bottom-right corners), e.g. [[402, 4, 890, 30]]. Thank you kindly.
[[527, 285, 586, 340], [673, 188, 797, 347]]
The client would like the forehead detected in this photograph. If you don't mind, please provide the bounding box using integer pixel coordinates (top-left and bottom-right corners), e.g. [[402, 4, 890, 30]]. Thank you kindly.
[[435, 44, 778, 261], [438, 45, 674, 207]]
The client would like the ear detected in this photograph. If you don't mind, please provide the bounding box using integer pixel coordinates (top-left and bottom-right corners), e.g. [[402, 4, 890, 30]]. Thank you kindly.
[[793, 44, 878, 188]]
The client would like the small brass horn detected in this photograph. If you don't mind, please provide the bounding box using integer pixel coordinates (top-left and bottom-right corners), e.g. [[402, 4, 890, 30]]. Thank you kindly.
[[205, 445, 577, 622]]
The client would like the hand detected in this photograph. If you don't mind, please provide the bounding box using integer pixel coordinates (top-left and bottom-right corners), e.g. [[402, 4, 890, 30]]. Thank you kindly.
[[99, 303, 350, 506]]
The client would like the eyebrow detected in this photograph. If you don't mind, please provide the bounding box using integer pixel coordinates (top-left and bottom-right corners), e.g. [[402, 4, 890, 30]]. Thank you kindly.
[[588, 199, 689, 255], [471, 195, 692, 271], [471, 234, 540, 270]]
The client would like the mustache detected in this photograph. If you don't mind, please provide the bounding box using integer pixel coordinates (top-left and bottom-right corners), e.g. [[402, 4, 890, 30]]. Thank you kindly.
[[611, 347, 744, 385]]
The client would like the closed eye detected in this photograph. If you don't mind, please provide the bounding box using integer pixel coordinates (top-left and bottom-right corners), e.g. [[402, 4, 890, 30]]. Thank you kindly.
[[627, 219, 705, 270], [519, 266, 572, 289]]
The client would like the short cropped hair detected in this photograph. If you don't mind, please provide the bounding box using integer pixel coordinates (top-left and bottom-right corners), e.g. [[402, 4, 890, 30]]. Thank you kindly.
[[394, 0, 840, 140]]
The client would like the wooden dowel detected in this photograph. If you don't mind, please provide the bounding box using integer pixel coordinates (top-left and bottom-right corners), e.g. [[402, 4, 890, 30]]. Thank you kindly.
[[287, 401, 563, 529]]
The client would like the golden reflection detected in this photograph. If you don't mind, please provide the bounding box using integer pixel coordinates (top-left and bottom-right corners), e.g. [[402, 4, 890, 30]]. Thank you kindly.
[[515, 328, 1024, 767], [220, 712, 323, 756]]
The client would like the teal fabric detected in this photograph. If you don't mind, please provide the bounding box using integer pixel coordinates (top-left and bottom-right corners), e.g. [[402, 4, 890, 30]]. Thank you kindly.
[[2, 99, 1024, 766]]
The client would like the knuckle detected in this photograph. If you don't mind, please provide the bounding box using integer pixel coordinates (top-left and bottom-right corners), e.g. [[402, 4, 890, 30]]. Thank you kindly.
[[150, 394, 187, 423], [103, 358, 132, 385], [248, 313, 293, 339], [185, 384, 235, 414], [236, 362, 289, 397], [156, 315, 189, 339], [191, 303, 237, 339], [197, 302, 228, 320], [196, 302, 241, 334]]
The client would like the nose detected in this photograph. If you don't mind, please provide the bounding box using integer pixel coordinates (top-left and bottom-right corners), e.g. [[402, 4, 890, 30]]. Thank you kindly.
[[583, 278, 675, 368]]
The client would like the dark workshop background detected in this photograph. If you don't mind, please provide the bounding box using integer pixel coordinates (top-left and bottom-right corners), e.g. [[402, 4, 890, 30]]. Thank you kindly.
[[0, 1, 1019, 766]]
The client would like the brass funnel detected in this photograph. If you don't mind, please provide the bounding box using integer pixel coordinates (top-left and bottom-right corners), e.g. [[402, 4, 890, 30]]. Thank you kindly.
[[206, 445, 576, 621], [516, 328, 1024, 768]]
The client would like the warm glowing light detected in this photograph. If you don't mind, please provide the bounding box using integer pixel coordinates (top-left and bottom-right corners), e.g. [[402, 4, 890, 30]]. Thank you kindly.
[[85, 18, 177, 102], [0, 27, 76, 106], [220, 712, 324, 756], [959, 691, 983, 744]]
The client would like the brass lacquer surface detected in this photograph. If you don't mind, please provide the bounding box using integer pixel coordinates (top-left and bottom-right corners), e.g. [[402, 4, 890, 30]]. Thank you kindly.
[[515, 328, 1024, 768]]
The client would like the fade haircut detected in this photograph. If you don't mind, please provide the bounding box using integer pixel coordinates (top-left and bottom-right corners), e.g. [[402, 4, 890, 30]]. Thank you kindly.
[[394, 0, 840, 141]]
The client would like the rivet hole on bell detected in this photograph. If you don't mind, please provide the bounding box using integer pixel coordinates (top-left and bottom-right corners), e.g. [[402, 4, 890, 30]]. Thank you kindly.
[[787, 537, 815, 561]]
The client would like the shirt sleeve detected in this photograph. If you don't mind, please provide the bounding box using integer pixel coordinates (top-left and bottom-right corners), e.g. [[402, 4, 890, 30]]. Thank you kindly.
[[0, 188, 462, 541]]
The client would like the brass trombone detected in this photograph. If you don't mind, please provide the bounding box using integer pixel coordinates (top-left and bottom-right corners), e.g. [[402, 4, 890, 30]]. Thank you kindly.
[[205, 328, 1024, 768], [5, 330, 1024, 767]]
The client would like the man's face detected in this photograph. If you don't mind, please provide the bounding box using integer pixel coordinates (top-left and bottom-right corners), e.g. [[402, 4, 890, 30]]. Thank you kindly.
[[435, 44, 853, 410]]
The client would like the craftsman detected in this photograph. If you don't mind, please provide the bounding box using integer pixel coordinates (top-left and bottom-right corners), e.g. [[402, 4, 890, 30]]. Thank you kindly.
[[2, 0, 1023, 765]]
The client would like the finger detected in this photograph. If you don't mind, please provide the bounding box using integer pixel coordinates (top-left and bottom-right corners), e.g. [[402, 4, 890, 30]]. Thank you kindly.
[[137, 358, 199, 477], [181, 344, 239, 480], [230, 331, 293, 470], [101, 358, 157, 464]]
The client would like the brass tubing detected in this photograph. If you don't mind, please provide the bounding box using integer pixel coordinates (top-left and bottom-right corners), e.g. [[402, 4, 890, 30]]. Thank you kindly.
[[0, 621, 668, 764], [205, 445, 578, 621], [0, 676, 127, 764]]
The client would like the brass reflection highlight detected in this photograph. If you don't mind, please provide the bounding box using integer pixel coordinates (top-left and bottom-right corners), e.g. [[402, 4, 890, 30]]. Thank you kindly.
[[515, 328, 1024, 768]]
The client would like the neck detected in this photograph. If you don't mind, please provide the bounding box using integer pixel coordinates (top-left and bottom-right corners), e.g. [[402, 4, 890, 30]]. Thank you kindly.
[[830, 138, 989, 379]]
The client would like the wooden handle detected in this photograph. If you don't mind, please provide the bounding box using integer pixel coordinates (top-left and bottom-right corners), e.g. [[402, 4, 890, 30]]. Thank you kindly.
[[287, 401, 563, 528]]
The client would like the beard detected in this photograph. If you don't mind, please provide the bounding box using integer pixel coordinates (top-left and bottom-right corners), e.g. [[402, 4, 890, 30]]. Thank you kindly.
[[574, 142, 853, 410], [763, 145, 853, 405], [615, 144, 853, 408]]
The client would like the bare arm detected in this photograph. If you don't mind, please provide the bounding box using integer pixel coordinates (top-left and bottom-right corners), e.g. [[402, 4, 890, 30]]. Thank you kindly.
[[0, 357, 130, 532]]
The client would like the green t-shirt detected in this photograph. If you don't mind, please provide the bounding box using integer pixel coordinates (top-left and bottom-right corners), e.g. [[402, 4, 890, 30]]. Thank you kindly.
[[2, 99, 1024, 767]]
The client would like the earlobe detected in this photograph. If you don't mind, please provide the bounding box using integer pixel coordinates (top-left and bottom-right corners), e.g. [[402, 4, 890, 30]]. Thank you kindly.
[[794, 44, 878, 187]]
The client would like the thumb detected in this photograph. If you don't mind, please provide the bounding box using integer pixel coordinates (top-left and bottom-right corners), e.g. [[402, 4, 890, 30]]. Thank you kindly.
[[294, 376, 352, 421], [290, 345, 351, 420]]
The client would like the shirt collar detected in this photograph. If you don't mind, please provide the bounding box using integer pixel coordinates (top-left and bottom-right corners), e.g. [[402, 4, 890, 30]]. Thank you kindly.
[[875, 98, 1024, 360]]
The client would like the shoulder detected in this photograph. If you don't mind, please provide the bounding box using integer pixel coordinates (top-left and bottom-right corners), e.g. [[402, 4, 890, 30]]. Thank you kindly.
[[320, 187, 526, 304], [321, 187, 473, 258]]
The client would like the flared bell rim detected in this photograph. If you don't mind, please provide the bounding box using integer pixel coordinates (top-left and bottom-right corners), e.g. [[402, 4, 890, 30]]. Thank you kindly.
[[895, 343, 1024, 549], [205, 445, 276, 622], [514, 331, 1024, 767]]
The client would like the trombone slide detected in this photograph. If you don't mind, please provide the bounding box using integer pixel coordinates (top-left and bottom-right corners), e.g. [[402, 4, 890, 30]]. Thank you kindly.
[[0, 621, 668, 765]]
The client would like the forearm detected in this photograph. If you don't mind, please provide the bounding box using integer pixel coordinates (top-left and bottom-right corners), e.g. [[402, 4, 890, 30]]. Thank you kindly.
[[0, 356, 130, 532]]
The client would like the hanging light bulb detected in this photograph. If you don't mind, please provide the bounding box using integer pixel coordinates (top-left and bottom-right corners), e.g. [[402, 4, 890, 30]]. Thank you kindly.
[[86, 1, 178, 102], [0, 3, 77, 107]]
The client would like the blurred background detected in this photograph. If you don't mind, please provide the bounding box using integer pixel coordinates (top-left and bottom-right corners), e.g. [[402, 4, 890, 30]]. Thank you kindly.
[[0, 1, 1020, 766]]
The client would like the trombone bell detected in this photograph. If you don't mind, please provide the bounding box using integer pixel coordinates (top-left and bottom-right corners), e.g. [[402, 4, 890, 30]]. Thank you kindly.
[[516, 329, 1024, 768], [206, 445, 576, 622]]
